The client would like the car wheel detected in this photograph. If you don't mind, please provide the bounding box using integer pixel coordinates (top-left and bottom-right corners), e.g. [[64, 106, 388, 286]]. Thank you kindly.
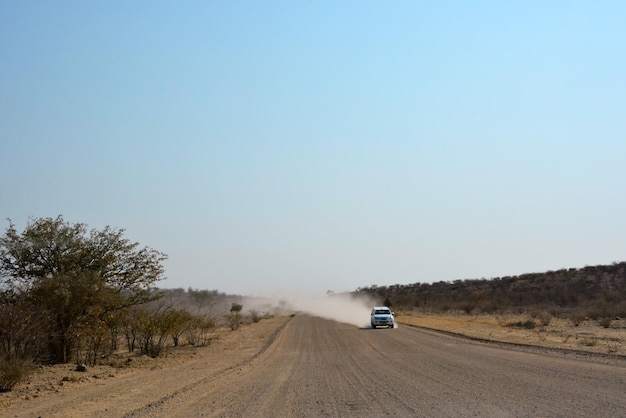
[[371, 323, 375, 329]]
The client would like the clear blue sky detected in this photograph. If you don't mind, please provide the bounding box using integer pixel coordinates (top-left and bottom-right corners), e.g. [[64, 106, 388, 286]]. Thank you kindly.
[[1, 1, 625, 296]]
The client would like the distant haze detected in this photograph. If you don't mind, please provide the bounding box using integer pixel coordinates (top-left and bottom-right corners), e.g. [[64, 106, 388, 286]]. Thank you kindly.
[[245, 293, 379, 328]]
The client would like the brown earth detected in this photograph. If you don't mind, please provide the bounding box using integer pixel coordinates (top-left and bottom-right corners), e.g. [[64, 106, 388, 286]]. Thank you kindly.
[[396, 311, 626, 357], [1, 313, 625, 417], [0, 316, 292, 417]]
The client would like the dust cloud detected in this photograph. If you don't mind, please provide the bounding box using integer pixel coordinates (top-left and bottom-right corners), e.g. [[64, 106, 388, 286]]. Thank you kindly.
[[244, 293, 379, 328]]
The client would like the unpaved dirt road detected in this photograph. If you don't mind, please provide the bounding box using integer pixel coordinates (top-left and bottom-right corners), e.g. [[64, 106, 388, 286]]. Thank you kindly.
[[4, 314, 626, 417]]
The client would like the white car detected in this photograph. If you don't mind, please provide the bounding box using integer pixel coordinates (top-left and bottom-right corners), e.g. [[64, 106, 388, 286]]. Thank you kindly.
[[371, 307, 394, 328]]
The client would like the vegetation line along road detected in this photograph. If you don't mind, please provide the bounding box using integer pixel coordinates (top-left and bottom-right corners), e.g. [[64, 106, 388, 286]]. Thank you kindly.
[[121, 315, 294, 418], [0, 216, 265, 393], [357, 262, 626, 322]]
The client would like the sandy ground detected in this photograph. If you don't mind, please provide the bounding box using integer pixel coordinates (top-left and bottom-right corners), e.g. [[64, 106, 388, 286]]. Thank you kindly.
[[0, 316, 292, 416], [396, 311, 626, 357], [2, 312, 625, 417]]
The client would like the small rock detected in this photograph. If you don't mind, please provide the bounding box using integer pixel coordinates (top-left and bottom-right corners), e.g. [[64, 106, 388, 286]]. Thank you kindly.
[[75, 364, 87, 372]]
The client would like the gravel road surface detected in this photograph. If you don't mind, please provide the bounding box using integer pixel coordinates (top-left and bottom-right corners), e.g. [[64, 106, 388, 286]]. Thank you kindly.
[[4, 314, 626, 417], [147, 315, 626, 417]]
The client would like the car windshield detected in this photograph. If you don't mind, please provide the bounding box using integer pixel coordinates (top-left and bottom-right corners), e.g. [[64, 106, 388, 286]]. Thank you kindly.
[[375, 309, 390, 314]]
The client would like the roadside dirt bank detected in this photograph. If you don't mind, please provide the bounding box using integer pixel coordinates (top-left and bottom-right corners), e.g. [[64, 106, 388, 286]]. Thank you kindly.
[[0, 315, 292, 416], [397, 311, 626, 357]]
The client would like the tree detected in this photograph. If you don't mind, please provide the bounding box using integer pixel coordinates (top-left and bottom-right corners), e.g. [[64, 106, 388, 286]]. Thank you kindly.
[[0, 216, 167, 363], [225, 302, 243, 330], [161, 308, 193, 347]]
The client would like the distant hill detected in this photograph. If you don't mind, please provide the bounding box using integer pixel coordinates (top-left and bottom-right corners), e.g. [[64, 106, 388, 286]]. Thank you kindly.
[[355, 262, 626, 319]]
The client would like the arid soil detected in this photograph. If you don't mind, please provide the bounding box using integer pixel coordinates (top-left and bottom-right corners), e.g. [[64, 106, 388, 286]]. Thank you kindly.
[[2, 313, 625, 417], [397, 311, 626, 357], [0, 316, 292, 417]]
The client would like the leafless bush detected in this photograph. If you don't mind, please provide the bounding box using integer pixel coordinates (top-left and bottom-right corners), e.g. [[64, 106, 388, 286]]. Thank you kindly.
[[122, 307, 140, 352], [569, 311, 586, 326], [249, 310, 261, 323], [134, 308, 170, 358], [505, 319, 536, 329], [73, 310, 114, 366], [185, 315, 216, 346], [459, 303, 474, 314], [538, 329, 547, 342], [537, 311, 553, 326], [598, 317, 613, 329], [548, 307, 564, 318], [578, 337, 598, 347], [225, 313, 242, 330], [0, 357, 33, 392], [161, 309, 194, 347], [607, 341, 622, 354]]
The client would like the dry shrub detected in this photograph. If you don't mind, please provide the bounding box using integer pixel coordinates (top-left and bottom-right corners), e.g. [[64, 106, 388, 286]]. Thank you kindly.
[[225, 313, 242, 330], [505, 319, 536, 329], [249, 310, 261, 323], [0, 357, 33, 392], [607, 341, 622, 354], [578, 337, 598, 347], [186, 316, 216, 346], [598, 317, 613, 329], [537, 311, 553, 326], [569, 311, 586, 326]]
